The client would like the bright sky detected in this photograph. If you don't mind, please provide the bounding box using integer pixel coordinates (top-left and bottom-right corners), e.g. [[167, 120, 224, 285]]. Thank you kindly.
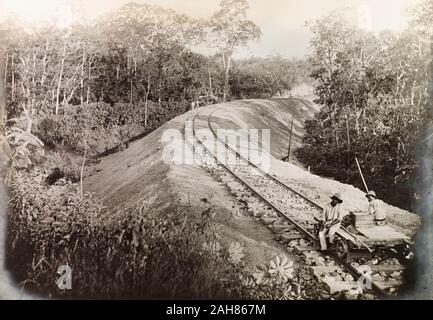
[[0, 0, 422, 58]]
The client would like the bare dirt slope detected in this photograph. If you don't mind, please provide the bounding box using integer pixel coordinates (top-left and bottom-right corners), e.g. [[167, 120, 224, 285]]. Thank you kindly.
[[84, 98, 420, 272]]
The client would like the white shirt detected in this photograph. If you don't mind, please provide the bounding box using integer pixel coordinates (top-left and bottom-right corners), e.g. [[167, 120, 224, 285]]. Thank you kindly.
[[368, 199, 386, 220], [322, 203, 344, 222]]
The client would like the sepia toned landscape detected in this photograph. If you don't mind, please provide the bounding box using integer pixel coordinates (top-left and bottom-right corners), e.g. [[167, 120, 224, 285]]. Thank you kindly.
[[0, 0, 432, 300]]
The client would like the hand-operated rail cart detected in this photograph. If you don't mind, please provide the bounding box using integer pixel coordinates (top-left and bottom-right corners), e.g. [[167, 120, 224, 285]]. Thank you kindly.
[[314, 211, 413, 261]]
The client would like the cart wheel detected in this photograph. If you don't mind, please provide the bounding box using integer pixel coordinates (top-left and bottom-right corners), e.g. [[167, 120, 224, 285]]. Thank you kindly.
[[335, 238, 349, 260], [396, 243, 413, 261]]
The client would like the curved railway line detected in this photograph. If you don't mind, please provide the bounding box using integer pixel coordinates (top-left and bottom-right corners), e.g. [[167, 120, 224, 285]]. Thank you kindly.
[[187, 106, 408, 299]]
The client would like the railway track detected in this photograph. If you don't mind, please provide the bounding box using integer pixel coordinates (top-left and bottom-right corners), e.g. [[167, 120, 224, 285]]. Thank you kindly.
[[187, 106, 406, 299]]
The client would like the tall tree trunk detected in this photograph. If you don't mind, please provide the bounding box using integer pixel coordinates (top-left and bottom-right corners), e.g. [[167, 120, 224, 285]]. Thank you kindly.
[[4, 52, 8, 84], [41, 40, 49, 87], [130, 77, 133, 105], [157, 63, 162, 105], [144, 75, 151, 128], [221, 49, 226, 70], [11, 53, 14, 102], [208, 65, 213, 94], [80, 50, 86, 105], [129, 56, 133, 105], [79, 140, 87, 199], [223, 54, 232, 102], [32, 52, 36, 85], [346, 117, 351, 177], [221, 49, 227, 101], [335, 133, 341, 169], [87, 58, 92, 104], [56, 41, 67, 115], [25, 96, 33, 134], [223, 69, 229, 101]]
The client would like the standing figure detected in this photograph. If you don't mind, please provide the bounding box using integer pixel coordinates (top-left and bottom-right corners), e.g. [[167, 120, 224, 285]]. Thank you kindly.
[[366, 190, 386, 226], [318, 193, 344, 250]]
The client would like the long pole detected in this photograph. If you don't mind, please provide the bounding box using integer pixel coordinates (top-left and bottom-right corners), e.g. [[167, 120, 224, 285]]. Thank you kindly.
[[287, 113, 294, 162], [355, 157, 369, 193]]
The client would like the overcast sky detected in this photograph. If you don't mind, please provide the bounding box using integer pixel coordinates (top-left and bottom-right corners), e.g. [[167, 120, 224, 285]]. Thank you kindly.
[[1, 0, 422, 58]]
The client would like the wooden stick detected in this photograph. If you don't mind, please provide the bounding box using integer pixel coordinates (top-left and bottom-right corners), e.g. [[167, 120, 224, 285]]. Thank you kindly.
[[355, 157, 369, 193]]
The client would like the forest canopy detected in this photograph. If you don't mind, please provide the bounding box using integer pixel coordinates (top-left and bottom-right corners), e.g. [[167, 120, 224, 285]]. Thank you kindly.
[[0, 0, 312, 172]]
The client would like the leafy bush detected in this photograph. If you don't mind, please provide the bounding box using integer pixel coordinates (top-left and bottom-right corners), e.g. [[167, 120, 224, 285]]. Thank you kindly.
[[7, 171, 248, 299], [7, 170, 312, 299], [37, 117, 64, 147], [34, 100, 188, 155], [6, 112, 45, 170], [296, 94, 423, 209]]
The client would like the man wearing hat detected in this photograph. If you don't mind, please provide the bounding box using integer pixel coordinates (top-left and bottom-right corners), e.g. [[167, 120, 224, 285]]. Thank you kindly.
[[318, 193, 344, 250], [366, 191, 386, 226]]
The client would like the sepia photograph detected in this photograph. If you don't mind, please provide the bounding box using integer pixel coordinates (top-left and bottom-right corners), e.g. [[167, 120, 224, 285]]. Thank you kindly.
[[0, 0, 432, 307]]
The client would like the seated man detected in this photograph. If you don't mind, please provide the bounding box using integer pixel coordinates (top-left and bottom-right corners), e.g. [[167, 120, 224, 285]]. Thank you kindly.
[[318, 193, 344, 250], [366, 190, 386, 226]]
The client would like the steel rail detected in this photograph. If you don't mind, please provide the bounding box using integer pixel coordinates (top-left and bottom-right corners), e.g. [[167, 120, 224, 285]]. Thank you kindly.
[[191, 107, 390, 298], [206, 108, 390, 298]]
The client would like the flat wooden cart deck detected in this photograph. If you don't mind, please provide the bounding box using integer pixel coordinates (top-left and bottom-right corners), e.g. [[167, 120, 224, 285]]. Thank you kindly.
[[333, 212, 412, 260]]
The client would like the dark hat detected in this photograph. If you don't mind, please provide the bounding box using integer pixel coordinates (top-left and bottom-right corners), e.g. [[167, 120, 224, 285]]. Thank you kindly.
[[331, 193, 343, 203]]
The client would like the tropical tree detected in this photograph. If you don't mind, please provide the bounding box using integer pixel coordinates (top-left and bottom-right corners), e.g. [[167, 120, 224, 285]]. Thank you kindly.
[[99, 3, 199, 127], [208, 0, 261, 101], [297, 9, 429, 209]]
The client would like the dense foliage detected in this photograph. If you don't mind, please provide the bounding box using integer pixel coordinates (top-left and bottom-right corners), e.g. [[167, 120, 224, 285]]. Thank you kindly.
[[7, 171, 245, 298], [230, 56, 312, 99], [35, 101, 184, 154], [0, 1, 308, 154], [296, 7, 431, 210]]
